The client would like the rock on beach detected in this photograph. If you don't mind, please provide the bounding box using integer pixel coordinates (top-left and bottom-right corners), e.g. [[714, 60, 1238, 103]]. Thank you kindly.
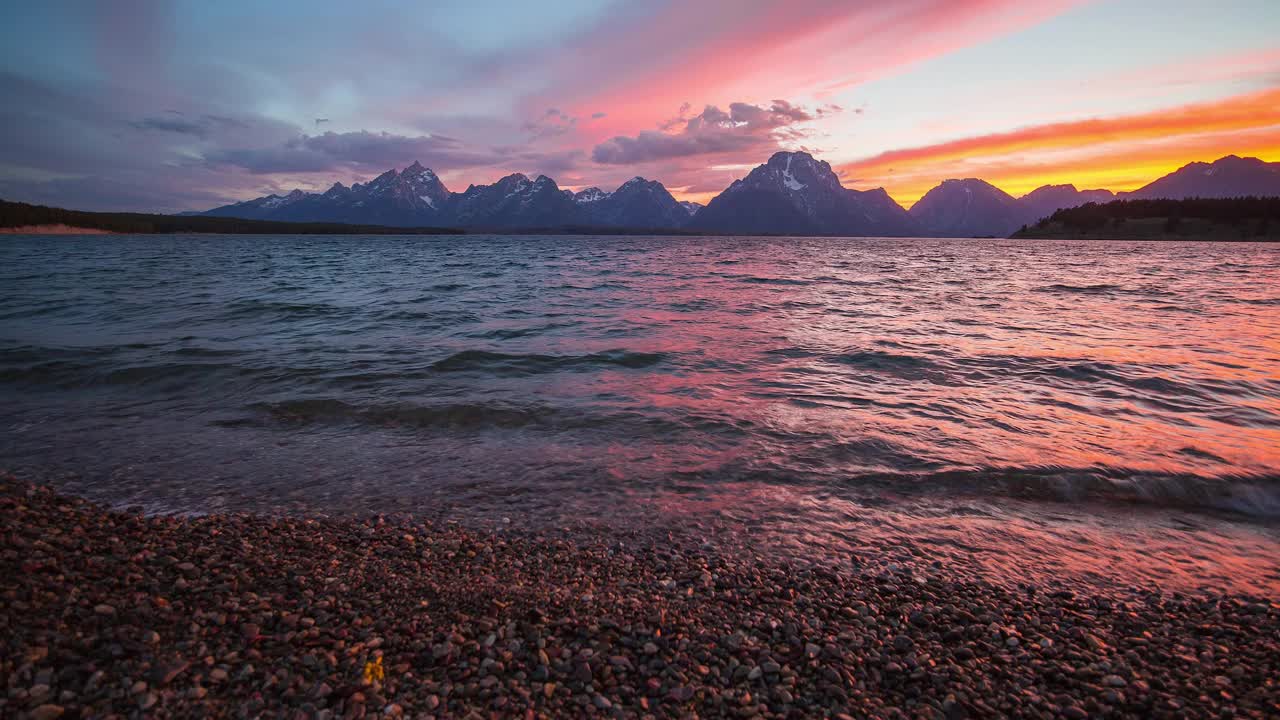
[[1, 479, 1278, 718]]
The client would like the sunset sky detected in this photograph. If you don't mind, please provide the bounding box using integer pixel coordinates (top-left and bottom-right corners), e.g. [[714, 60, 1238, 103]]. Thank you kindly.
[[1, 0, 1277, 211]]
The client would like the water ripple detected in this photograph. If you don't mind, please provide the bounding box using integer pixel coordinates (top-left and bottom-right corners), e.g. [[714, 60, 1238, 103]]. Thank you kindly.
[[2, 234, 1279, 594]]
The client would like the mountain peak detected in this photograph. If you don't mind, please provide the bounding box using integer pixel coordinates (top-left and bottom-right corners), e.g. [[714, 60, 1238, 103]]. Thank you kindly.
[[1026, 183, 1078, 193], [574, 187, 608, 204], [370, 168, 400, 185], [910, 178, 1022, 237], [197, 150, 1278, 236], [404, 162, 438, 180], [1129, 154, 1279, 200], [617, 176, 660, 192], [767, 150, 817, 165], [691, 150, 916, 236]]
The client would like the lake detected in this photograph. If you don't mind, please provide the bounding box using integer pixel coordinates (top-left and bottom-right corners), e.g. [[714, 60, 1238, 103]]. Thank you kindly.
[[2, 234, 1278, 595]]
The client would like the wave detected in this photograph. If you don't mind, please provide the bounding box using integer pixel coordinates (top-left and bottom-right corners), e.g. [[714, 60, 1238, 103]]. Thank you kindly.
[[739, 276, 810, 286], [463, 323, 579, 340], [244, 398, 553, 430], [430, 349, 664, 375], [836, 466, 1280, 520], [240, 398, 749, 437], [224, 299, 354, 319], [0, 357, 246, 388], [1036, 283, 1121, 294], [830, 350, 945, 373]]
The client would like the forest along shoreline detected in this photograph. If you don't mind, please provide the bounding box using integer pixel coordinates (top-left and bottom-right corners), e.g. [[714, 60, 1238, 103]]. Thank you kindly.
[[3, 479, 1277, 718]]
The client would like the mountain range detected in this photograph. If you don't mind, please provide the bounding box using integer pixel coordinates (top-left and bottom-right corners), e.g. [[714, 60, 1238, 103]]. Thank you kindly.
[[201, 153, 1280, 237]]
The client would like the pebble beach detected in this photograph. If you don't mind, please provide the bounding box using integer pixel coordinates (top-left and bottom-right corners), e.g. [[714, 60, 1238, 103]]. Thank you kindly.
[[3, 478, 1277, 719]]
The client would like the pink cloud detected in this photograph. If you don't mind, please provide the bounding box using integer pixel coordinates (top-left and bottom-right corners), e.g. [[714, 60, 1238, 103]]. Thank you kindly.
[[591, 100, 823, 164], [516, 0, 1084, 145]]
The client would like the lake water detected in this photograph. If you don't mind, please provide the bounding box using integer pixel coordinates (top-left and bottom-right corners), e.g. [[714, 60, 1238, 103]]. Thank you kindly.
[[2, 234, 1278, 595]]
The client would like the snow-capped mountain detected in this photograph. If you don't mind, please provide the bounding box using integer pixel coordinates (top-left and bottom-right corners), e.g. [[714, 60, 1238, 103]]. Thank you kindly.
[[573, 187, 608, 205], [688, 151, 918, 236], [203, 161, 451, 226], [579, 177, 690, 229], [198, 153, 1280, 236], [450, 173, 579, 228], [1126, 155, 1280, 200], [202, 188, 312, 221], [202, 165, 691, 230]]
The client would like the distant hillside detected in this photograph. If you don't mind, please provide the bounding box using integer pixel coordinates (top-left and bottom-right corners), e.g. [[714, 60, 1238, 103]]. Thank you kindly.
[[1127, 155, 1280, 200], [0, 199, 463, 235], [908, 178, 1025, 237], [1012, 197, 1280, 241]]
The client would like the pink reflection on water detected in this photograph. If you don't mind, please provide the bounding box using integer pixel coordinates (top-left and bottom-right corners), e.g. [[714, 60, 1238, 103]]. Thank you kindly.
[[626, 482, 1280, 598]]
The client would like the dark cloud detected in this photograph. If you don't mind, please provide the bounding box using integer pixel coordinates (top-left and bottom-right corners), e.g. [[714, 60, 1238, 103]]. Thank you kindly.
[[206, 130, 508, 175], [131, 116, 210, 136], [591, 112, 607, 119], [592, 100, 831, 165], [130, 113, 252, 137], [522, 108, 577, 139], [0, 172, 237, 214], [507, 148, 585, 176]]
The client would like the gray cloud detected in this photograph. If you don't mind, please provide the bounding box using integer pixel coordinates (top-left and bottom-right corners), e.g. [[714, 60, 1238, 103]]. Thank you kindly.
[[522, 108, 578, 139], [592, 100, 829, 165], [131, 116, 208, 136], [206, 130, 510, 175], [505, 148, 586, 176]]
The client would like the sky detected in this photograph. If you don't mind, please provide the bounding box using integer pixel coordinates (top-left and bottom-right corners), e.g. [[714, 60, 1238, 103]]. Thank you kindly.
[[0, 0, 1277, 212]]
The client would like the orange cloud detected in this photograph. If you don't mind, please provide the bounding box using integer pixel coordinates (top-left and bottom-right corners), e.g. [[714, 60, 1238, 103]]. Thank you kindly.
[[838, 87, 1280, 207]]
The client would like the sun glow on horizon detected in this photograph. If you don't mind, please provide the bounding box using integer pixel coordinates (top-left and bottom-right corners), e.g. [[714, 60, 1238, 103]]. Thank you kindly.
[[836, 88, 1280, 208]]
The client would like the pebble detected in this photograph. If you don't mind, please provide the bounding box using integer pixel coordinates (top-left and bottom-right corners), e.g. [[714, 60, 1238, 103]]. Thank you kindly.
[[1, 479, 1276, 720]]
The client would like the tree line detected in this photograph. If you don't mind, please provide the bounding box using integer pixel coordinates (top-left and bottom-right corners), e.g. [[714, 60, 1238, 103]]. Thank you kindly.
[[1028, 196, 1279, 236], [0, 199, 462, 235]]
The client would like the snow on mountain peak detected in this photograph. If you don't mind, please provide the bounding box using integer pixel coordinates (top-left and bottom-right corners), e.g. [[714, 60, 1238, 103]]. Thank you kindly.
[[408, 163, 437, 181], [575, 187, 608, 204], [781, 154, 806, 192]]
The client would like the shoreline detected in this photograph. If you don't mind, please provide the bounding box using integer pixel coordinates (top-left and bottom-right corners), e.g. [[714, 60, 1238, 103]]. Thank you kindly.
[[3, 480, 1277, 718], [0, 224, 114, 235]]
